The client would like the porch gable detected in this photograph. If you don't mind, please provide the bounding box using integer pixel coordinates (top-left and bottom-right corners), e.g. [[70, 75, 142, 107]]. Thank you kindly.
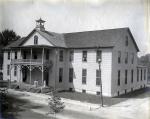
[[22, 31, 54, 47]]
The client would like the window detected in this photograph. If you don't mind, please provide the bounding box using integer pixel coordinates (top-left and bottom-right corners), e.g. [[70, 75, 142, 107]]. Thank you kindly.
[[34, 35, 38, 45], [131, 88, 133, 92], [8, 52, 10, 60], [82, 89, 86, 93], [117, 70, 120, 86], [23, 51, 26, 59], [69, 50, 74, 62], [82, 69, 87, 84], [59, 50, 63, 62], [7, 65, 10, 75], [96, 69, 101, 86], [14, 66, 17, 76], [14, 52, 17, 59], [131, 53, 134, 64], [117, 91, 120, 96], [118, 51, 121, 63], [96, 91, 100, 95], [125, 70, 128, 84], [46, 50, 49, 60], [144, 69, 146, 80], [131, 69, 134, 83], [125, 36, 128, 46], [33, 53, 37, 59], [125, 52, 128, 64], [125, 89, 127, 94], [82, 51, 87, 62], [96, 50, 102, 62], [59, 68, 63, 82], [69, 88, 73, 91], [69, 68, 73, 83], [137, 69, 139, 82], [141, 69, 142, 81]]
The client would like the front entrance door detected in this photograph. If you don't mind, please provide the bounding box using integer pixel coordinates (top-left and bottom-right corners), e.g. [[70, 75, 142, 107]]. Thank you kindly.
[[22, 68, 27, 82], [44, 72, 49, 86]]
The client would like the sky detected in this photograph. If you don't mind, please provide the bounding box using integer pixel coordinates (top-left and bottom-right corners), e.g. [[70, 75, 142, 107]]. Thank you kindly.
[[0, 0, 149, 56]]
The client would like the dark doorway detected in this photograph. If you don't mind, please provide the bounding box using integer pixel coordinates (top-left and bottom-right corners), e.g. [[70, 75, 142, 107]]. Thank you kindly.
[[22, 68, 27, 82], [44, 72, 49, 86]]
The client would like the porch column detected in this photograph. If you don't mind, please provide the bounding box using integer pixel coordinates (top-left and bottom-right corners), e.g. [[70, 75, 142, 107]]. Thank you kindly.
[[30, 48, 32, 85], [9, 50, 12, 88], [42, 48, 44, 86]]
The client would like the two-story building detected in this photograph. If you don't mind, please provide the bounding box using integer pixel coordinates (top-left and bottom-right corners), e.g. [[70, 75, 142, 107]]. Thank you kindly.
[[3, 18, 147, 97]]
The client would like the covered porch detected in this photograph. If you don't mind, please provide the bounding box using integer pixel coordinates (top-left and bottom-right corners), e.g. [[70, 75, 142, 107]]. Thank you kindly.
[[10, 46, 53, 87]]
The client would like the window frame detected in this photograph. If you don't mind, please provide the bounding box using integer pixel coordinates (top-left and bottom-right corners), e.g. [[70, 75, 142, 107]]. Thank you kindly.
[[131, 69, 133, 83], [59, 68, 63, 83], [125, 52, 128, 64], [14, 51, 17, 59], [82, 69, 87, 84], [117, 70, 120, 86], [69, 50, 74, 62], [34, 35, 38, 45], [96, 50, 102, 62], [82, 51, 87, 62], [118, 51, 121, 64], [69, 68, 73, 83], [8, 52, 10, 60], [14, 66, 17, 76], [59, 50, 63, 62], [7, 65, 10, 76], [125, 70, 128, 84]]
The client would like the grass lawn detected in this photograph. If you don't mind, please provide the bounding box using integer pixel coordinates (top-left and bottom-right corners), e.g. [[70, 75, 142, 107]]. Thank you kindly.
[[54, 87, 150, 106]]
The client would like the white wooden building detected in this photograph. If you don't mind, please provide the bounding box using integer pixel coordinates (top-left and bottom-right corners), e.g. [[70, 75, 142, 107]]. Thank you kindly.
[[3, 19, 147, 97]]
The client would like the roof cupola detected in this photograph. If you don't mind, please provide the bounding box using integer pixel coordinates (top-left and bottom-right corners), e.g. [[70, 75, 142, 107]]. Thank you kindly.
[[35, 18, 45, 31]]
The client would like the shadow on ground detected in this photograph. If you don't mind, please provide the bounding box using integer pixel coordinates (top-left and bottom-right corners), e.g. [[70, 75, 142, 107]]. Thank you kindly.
[[0, 94, 46, 119]]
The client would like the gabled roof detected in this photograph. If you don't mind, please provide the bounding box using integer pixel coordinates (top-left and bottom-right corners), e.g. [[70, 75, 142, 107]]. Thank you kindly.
[[4, 27, 139, 52], [63, 28, 139, 51]]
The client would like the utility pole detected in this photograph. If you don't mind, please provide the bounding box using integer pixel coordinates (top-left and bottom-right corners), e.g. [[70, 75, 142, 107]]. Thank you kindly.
[[97, 49, 103, 107]]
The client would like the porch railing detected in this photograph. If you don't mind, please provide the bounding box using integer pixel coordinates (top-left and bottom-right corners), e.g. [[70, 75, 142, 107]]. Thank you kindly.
[[11, 59, 52, 66]]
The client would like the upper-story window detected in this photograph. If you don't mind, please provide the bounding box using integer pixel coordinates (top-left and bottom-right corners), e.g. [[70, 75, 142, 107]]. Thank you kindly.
[[69, 50, 74, 62], [23, 51, 26, 59], [118, 51, 121, 63], [34, 35, 38, 45], [59, 50, 63, 62], [96, 50, 102, 62], [82, 51, 87, 62], [125, 36, 128, 46], [131, 53, 134, 64], [125, 52, 128, 64], [14, 52, 17, 59], [8, 52, 10, 60], [33, 52, 37, 59]]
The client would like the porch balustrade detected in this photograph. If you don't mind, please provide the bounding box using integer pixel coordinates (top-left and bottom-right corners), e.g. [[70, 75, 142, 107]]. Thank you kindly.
[[11, 59, 52, 66]]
